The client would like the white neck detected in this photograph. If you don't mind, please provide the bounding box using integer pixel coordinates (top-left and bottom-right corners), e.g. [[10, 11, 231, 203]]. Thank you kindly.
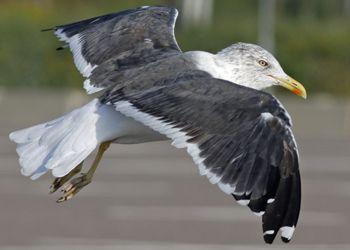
[[185, 51, 266, 90]]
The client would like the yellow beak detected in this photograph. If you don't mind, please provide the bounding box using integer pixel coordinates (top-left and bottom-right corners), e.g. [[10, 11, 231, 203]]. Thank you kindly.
[[269, 75, 307, 99]]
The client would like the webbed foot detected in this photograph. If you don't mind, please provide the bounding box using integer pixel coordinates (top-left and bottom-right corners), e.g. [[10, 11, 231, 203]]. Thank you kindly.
[[56, 173, 91, 203], [50, 163, 83, 193]]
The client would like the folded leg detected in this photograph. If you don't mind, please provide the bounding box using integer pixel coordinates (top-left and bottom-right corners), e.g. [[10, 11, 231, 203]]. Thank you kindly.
[[57, 141, 111, 203]]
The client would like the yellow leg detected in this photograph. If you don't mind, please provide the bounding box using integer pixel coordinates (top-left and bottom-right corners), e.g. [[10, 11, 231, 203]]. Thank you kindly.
[[57, 141, 112, 203]]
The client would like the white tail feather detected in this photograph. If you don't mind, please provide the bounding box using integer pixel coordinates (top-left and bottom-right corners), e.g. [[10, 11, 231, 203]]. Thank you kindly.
[[9, 99, 122, 180]]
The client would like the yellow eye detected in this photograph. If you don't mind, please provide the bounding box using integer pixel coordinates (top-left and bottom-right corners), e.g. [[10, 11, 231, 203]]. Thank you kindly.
[[258, 60, 268, 67]]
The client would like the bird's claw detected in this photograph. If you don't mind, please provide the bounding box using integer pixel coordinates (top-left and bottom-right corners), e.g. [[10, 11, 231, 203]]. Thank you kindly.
[[49, 179, 59, 194], [50, 163, 83, 194], [50, 177, 68, 193], [56, 173, 91, 203]]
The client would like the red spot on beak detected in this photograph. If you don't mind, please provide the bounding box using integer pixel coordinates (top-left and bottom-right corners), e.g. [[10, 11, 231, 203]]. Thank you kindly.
[[293, 88, 302, 96]]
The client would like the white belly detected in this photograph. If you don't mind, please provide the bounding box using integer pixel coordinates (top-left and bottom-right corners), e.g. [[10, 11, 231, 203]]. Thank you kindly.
[[96, 102, 167, 144]]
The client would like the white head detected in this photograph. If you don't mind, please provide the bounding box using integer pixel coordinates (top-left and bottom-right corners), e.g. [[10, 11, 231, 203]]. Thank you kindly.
[[217, 42, 306, 98]]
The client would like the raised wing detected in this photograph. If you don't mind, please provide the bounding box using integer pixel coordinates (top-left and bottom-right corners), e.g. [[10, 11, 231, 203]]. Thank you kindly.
[[101, 70, 301, 244], [48, 6, 181, 93]]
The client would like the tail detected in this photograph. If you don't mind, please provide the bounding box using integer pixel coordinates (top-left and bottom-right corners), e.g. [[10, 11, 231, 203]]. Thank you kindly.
[[9, 99, 119, 180]]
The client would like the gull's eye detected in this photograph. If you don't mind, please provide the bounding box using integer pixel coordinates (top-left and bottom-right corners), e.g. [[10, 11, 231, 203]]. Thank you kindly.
[[258, 60, 269, 67]]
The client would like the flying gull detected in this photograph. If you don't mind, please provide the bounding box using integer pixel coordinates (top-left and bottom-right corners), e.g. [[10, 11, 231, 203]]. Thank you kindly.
[[9, 6, 307, 244]]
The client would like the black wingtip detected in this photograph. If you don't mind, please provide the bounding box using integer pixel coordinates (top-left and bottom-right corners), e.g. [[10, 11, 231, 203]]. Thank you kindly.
[[263, 233, 276, 244], [281, 236, 291, 243], [264, 230, 294, 244], [263, 231, 293, 244]]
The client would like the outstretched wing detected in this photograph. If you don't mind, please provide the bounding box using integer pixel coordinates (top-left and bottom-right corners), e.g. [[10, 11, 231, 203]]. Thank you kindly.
[[48, 6, 181, 94], [101, 70, 301, 244]]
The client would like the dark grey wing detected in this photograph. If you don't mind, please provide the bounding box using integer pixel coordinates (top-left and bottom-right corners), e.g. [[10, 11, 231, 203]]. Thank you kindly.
[[100, 70, 301, 244], [49, 6, 181, 93]]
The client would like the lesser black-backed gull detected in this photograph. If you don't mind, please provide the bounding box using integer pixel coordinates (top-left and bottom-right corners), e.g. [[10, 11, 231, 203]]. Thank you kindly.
[[9, 6, 306, 244]]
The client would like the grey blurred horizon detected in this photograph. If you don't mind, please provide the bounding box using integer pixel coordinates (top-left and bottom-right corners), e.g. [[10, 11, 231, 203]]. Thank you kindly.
[[0, 1, 350, 249]]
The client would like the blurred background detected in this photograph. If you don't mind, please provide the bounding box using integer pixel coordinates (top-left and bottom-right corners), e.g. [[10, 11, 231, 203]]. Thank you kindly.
[[0, 0, 350, 249]]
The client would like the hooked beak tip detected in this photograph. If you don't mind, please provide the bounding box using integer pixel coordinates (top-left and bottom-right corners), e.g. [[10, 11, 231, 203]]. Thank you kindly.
[[269, 75, 307, 99]]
